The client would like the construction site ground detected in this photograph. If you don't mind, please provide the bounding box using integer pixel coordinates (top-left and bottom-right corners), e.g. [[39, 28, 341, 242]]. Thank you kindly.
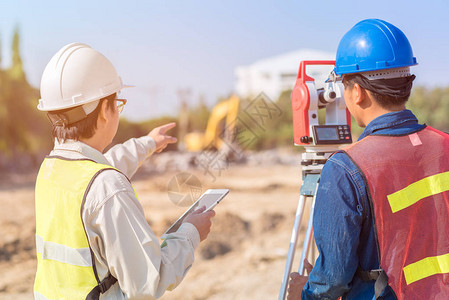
[[0, 150, 311, 299]]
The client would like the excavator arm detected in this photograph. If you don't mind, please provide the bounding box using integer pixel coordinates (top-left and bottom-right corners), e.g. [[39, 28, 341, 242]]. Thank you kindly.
[[185, 95, 240, 151]]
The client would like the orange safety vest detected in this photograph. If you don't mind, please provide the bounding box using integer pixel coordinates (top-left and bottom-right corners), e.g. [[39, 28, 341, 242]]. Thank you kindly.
[[344, 126, 449, 299]]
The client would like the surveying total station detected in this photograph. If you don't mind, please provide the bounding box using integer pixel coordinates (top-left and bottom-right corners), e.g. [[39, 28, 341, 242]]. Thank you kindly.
[[279, 60, 353, 299]]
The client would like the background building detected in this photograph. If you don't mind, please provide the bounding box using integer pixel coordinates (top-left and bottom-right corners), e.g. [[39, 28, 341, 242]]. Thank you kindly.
[[235, 49, 335, 100]]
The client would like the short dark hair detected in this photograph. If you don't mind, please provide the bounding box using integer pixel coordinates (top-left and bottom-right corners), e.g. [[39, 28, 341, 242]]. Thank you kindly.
[[343, 74, 413, 109], [51, 94, 116, 143]]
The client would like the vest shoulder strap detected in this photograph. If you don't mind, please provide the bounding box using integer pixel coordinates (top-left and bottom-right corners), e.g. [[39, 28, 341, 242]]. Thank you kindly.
[[81, 165, 122, 298], [86, 273, 118, 300]]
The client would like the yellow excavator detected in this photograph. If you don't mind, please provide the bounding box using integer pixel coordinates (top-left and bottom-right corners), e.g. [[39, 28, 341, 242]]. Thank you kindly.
[[184, 95, 240, 151]]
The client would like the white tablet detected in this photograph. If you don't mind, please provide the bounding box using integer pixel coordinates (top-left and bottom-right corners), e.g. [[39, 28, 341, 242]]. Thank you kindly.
[[164, 189, 229, 234]]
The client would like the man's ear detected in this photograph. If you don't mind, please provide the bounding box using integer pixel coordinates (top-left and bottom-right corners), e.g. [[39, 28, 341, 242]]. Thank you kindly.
[[353, 83, 367, 106], [97, 100, 110, 127]]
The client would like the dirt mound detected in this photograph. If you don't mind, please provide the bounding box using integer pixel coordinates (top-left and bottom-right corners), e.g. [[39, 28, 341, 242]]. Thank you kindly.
[[199, 212, 250, 260], [210, 212, 250, 235], [254, 212, 286, 233], [0, 221, 36, 294], [0, 222, 35, 262], [199, 238, 232, 259]]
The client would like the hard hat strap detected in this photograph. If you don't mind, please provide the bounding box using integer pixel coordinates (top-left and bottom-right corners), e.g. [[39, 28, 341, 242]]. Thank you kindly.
[[47, 105, 88, 126]]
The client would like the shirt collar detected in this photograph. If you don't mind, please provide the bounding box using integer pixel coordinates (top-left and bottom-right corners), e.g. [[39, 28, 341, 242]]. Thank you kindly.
[[51, 139, 111, 166], [358, 109, 419, 141]]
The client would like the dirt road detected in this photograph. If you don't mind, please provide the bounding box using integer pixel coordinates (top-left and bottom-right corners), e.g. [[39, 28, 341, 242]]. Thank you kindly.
[[0, 158, 310, 299]]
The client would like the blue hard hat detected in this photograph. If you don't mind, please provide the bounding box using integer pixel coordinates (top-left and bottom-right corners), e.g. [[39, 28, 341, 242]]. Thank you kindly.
[[335, 19, 417, 76]]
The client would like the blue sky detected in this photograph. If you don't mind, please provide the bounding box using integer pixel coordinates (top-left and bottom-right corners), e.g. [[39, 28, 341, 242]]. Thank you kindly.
[[1, 0, 448, 121]]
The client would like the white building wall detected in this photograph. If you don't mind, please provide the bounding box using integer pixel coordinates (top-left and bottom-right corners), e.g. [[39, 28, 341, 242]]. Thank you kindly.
[[235, 49, 335, 100]]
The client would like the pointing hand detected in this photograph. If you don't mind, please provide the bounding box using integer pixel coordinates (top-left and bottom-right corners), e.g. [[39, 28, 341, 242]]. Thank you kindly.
[[148, 122, 177, 153]]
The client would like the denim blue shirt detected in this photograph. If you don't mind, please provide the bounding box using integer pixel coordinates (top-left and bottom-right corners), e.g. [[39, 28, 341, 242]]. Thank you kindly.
[[302, 110, 425, 299]]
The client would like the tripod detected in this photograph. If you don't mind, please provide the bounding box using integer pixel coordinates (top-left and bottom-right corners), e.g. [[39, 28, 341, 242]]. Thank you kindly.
[[278, 146, 338, 300]]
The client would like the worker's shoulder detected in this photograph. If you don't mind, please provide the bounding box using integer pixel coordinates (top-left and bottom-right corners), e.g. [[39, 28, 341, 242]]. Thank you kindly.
[[322, 151, 368, 198], [83, 168, 134, 213], [89, 167, 132, 194], [326, 150, 358, 173]]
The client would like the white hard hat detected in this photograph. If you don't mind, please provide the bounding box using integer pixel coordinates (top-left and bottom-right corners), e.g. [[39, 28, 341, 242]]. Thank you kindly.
[[38, 42, 131, 112]]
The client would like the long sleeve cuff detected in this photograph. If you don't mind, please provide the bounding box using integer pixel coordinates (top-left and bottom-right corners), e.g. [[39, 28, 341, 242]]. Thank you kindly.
[[176, 223, 201, 250], [136, 136, 156, 157]]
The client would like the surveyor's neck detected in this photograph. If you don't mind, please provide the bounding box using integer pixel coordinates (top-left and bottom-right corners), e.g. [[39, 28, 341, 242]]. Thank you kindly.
[[361, 104, 406, 128]]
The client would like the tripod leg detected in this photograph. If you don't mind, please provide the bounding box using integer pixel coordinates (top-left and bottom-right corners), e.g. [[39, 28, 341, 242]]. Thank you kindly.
[[278, 194, 307, 300], [298, 194, 316, 275], [310, 231, 317, 264]]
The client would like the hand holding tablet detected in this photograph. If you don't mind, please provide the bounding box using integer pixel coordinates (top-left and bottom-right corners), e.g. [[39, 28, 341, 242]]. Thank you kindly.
[[164, 189, 229, 237]]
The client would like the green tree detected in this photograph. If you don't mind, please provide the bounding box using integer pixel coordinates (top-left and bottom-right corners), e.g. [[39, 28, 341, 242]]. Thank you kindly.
[[0, 65, 47, 156], [8, 26, 26, 81], [235, 91, 295, 150], [0, 26, 51, 170], [407, 86, 449, 132]]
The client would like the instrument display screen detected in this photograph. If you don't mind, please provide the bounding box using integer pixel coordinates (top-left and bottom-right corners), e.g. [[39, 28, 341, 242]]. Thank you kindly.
[[312, 125, 352, 144], [315, 127, 339, 140]]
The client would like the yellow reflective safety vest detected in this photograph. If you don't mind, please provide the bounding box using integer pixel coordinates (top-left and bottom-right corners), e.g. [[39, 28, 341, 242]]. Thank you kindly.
[[34, 157, 123, 299]]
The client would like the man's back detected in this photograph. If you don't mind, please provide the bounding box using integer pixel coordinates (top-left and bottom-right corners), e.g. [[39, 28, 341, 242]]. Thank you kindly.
[[35, 138, 201, 299], [302, 110, 427, 299], [345, 125, 449, 298]]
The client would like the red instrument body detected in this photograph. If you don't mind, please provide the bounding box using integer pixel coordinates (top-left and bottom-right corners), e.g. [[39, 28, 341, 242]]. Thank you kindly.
[[292, 60, 351, 146]]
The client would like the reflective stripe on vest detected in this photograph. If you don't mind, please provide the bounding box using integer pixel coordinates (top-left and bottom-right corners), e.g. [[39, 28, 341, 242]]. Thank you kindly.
[[34, 157, 118, 299], [387, 171, 449, 213], [344, 126, 449, 299], [34, 291, 51, 300], [35, 234, 92, 267]]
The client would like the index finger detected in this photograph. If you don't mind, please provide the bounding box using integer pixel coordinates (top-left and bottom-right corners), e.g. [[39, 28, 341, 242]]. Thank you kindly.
[[158, 122, 176, 134]]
